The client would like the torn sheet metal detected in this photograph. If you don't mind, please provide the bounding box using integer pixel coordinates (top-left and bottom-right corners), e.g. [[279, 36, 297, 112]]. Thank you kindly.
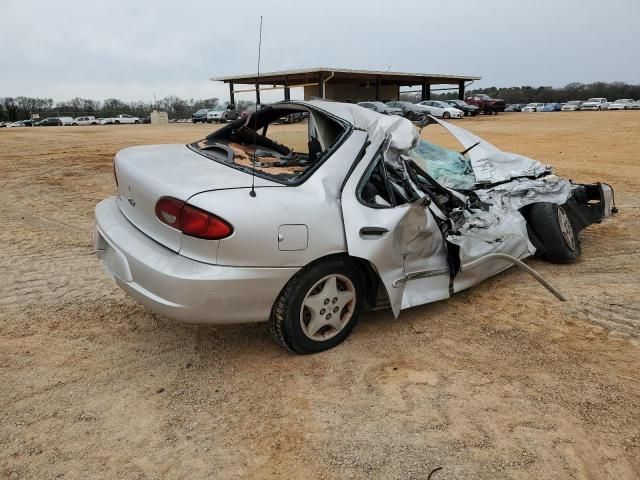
[[430, 117, 552, 184], [448, 205, 534, 293], [474, 176, 572, 211]]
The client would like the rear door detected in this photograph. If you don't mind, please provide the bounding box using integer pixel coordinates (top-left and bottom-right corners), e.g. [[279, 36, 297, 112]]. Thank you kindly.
[[341, 142, 449, 316]]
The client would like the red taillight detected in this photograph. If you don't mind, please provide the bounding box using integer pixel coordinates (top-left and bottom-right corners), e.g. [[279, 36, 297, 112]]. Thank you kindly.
[[181, 204, 233, 239], [155, 197, 184, 229], [155, 197, 233, 240]]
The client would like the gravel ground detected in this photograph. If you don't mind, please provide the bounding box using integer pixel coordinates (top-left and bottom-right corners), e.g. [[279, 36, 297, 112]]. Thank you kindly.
[[1, 112, 639, 479]]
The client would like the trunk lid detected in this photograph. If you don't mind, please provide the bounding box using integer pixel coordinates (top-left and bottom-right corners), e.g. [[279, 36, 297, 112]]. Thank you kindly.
[[114, 144, 276, 251]]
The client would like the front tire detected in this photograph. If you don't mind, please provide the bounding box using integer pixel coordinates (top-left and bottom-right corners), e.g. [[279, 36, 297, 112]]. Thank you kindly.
[[528, 202, 581, 263], [269, 257, 366, 354], [443, 111, 451, 119]]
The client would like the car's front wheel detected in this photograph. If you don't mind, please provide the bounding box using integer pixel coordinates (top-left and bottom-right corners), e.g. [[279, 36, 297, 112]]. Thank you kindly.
[[443, 111, 451, 119], [528, 202, 581, 263], [270, 257, 366, 354]]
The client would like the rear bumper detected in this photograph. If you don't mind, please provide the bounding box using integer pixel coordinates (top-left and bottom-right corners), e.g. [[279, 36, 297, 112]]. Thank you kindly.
[[94, 197, 299, 324]]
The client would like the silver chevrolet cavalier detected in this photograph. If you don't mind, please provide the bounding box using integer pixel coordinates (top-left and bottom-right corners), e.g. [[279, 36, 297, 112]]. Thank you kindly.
[[94, 100, 616, 353]]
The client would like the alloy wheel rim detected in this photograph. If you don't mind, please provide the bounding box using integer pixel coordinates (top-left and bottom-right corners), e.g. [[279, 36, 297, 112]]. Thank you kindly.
[[300, 274, 356, 341], [558, 207, 576, 251]]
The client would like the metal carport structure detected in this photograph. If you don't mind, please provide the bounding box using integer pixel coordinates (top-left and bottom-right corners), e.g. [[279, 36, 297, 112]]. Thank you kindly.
[[212, 67, 481, 105]]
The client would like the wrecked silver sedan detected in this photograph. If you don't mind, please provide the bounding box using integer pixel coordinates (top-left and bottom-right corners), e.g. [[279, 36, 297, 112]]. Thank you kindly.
[[94, 100, 616, 353]]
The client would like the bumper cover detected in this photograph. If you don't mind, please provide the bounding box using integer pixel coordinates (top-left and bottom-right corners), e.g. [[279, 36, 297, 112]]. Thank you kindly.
[[94, 197, 298, 324]]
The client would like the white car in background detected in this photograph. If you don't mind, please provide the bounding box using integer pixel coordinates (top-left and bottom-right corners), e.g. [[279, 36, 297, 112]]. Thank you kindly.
[[207, 104, 239, 123], [522, 103, 545, 112], [581, 98, 609, 110], [561, 101, 583, 111], [417, 100, 464, 119], [608, 99, 635, 110], [100, 114, 141, 125], [73, 116, 99, 126]]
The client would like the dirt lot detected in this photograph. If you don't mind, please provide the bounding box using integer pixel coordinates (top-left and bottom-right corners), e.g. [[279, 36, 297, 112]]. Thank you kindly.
[[1, 112, 639, 479]]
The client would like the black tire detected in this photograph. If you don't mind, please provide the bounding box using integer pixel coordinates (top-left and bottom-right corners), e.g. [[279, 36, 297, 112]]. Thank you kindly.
[[528, 202, 581, 263], [269, 256, 366, 354], [115, 120, 120, 124], [135, 120, 140, 124], [443, 111, 450, 119], [407, 111, 416, 121]]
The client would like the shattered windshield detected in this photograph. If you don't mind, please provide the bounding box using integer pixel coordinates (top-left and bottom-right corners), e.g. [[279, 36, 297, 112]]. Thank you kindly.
[[189, 105, 349, 184], [408, 140, 476, 190]]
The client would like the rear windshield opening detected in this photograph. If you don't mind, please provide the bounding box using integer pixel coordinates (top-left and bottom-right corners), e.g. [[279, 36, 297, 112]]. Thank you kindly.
[[190, 104, 348, 184]]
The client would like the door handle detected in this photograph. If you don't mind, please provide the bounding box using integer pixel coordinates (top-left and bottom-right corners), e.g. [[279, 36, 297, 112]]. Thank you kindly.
[[359, 227, 389, 237]]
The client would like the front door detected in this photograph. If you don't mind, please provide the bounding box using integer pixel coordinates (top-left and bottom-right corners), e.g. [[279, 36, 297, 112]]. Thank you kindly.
[[340, 142, 450, 316]]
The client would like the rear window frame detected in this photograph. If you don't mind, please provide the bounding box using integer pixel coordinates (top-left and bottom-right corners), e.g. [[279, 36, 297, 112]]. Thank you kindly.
[[187, 102, 353, 187]]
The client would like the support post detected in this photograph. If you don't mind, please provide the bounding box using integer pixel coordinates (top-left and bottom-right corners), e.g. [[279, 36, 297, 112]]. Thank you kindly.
[[229, 82, 235, 105], [284, 77, 290, 101], [421, 80, 431, 101], [375, 77, 381, 101], [255, 83, 261, 105], [458, 81, 465, 100], [318, 72, 324, 98]]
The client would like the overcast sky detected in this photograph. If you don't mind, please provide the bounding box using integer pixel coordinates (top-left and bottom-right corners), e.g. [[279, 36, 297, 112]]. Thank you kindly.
[[1, 0, 638, 103]]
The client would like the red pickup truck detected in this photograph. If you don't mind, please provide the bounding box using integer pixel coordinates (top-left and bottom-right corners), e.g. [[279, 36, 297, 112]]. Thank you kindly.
[[465, 94, 506, 114]]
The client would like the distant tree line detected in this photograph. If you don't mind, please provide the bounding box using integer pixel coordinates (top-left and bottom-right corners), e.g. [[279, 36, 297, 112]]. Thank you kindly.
[[402, 81, 640, 104], [0, 96, 251, 122], [3, 81, 639, 122]]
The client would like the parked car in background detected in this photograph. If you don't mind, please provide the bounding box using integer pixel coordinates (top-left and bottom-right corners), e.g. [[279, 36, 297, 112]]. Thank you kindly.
[[100, 114, 141, 125], [581, 98, 609, 110], [417, 100, 464, 119], [357, 101, 403, 116], [561, 101, 583, 111], [521, 103, 545, 112], [608, 99, 635, 110], [444, 99, 480, 116], [94, 100, 616, 353], [207, 104, 239, 123], [141, 116, 151, 124], [504, 103, 526, 112], [72, 116, 99, 126], [191, 109, 210, 123], [465, 93, 506, 114], [6, 119, 34, 127], [35, 117, 64, 126], [541, 103, 562, 112], [386, 101, 429, 121]]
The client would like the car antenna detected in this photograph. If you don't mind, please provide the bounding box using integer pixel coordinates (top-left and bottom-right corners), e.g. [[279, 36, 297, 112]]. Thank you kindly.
[[249, 15, 263, 198]]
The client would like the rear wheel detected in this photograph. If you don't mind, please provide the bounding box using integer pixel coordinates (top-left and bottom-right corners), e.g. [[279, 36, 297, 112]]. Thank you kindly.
[[269, 257, 366, 354], [528, 202, 581, 263], [115, 120, 120, 124]]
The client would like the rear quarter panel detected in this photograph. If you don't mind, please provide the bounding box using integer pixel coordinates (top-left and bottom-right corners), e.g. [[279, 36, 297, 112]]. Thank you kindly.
[[184, 130, 368, 268]]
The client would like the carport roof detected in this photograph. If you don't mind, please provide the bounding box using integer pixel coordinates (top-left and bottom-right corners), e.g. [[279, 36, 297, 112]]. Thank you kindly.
[[212, 67, 481, 85]]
